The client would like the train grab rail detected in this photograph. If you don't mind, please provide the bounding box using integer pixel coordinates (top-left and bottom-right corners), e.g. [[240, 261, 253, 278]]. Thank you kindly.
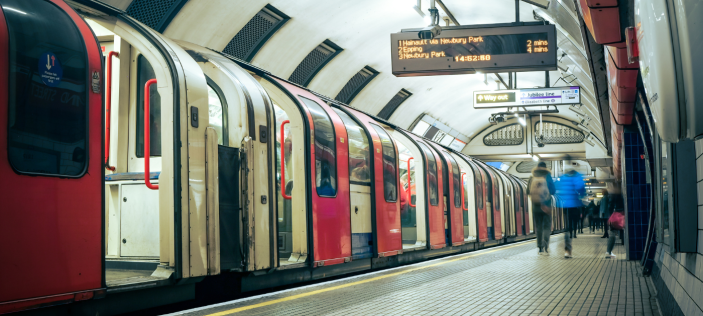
[[461, 173, 468, 211], [144, 79, 158, 190], [105, 51, 118, 171], [280, 120, 291, 200], [407, 157, 415, 207]]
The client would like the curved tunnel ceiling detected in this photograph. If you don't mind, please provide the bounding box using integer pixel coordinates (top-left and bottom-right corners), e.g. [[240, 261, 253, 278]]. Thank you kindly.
[[102, 0, 608, 152]]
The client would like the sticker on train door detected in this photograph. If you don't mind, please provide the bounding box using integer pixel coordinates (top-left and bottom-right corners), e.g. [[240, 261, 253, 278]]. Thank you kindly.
[[38, 52, 63, 87]]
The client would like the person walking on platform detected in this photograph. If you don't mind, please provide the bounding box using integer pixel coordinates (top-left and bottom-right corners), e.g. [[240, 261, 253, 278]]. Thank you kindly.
[[605, 208, 625, 258], [556, 163, 586, 258], [600, 192, 612, 238], [527, 162, 555, 256], [586, 200, 597, 233]]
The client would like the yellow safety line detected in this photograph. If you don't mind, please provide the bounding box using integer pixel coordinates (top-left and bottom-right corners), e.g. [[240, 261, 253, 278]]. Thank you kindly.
[[206, 242, 530, 316]]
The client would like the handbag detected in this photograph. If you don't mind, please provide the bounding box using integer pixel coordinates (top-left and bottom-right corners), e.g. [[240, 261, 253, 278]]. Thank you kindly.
[[608, 211, 625, 230]]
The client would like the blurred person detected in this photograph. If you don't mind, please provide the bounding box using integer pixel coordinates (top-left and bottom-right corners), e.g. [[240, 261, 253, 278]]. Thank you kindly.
[[605, 208, 625, 258], [586, 200, 597, 233], [556, 161, 586, 258], [600, 192, 612, 238], [526, 161, 555, 255]]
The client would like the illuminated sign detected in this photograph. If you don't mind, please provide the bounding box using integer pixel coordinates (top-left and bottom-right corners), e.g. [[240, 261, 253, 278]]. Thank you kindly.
[[391, 23, 556, 77], [473, 86, 581, 108]]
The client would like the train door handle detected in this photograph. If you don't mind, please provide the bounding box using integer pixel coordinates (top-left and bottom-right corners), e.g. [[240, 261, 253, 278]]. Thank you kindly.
[[144, 79, 158, 190], [280, 120, 291, 200], [408, 157, 415, 207], [105, 51, 118, 171]]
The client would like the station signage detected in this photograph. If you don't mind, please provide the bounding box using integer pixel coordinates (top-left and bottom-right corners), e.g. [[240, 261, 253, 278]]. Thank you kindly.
[[391, 23, 557, 77], [473, 86, 581, 108]]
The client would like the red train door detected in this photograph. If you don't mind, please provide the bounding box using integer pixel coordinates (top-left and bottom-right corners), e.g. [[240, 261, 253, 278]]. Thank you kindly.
[[430, 144, 464, 247], [0, 0, 103, 312], [273, 79, 351, 267], [467, 160, 489, 242], [475, 161, 503, 240], [344, 108, 402, 257], [509, 177, 523, 235]]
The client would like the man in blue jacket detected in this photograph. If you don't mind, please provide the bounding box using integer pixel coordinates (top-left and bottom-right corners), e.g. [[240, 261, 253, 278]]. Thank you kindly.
[[556, 164, 586, 258]]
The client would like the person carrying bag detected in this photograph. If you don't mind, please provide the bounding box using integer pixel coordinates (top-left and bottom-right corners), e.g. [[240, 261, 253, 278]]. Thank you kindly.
[[605, 209, 625, 258], [526, 162, 555, 255]]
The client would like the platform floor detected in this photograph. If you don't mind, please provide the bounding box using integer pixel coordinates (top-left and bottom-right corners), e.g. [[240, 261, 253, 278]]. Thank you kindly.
[[171, 233, 661, 316]]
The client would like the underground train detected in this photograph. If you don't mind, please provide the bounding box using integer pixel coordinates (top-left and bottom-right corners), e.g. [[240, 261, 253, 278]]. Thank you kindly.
[[0, 0, 567, 314]]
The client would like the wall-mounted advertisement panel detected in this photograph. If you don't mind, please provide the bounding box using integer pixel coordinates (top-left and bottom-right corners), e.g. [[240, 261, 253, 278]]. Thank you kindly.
[[391, 23, 557, 77], [473, 86, 581, 108]]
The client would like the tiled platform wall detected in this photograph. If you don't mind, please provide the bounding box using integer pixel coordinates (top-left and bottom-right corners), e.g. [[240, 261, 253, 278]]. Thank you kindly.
[[651, 139, 703, 316], [622, 130, 650, 260]]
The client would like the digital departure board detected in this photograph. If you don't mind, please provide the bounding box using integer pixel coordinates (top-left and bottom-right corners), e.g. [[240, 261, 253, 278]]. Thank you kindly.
[[391, 23, 557, 77]]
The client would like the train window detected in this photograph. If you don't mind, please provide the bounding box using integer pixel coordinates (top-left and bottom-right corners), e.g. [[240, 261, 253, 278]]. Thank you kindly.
[[206, 77, 228, 146], [299, 97, 337, 197], [474, 166, 483, 208], [332, 109, 371, 185], [446, 154, 461, 208], [371, 125, 398, 202], [135, 55, 162, 157], [5, 0, 88, 176], [418, 142, 439, 206]]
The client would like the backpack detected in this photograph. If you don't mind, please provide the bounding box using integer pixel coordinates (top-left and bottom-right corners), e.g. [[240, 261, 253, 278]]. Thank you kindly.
[[530, 176, 551, 204]]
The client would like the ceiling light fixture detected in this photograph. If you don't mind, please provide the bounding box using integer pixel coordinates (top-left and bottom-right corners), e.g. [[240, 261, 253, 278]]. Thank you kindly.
[[532, 154, 539, 161]]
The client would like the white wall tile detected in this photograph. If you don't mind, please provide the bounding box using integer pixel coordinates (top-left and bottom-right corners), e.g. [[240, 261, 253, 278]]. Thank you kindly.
[[699, 181, 703, 206], [699, 230, 703, 255], [700, 206, 703, 230], [698, 156, 703, 182], [696, 138, 703, 158]]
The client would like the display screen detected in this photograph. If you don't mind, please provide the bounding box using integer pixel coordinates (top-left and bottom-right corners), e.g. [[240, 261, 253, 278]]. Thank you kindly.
[[391, 24, 557, 77], [398, 33, 549, 61], [473, 87, 581, 108]]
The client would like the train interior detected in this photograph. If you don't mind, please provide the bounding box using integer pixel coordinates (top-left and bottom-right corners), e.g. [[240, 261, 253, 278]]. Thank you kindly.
[[332, 108, 374, 260], [394, 132, 427, 251], [259, 76, 309, 268], [451, 154, 478, 242], [87, 18, 174, 287]]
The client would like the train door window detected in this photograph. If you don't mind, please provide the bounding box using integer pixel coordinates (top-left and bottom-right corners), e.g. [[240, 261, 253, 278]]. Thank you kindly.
[[299, 97, 336, 197], [371, 125, 398, 202], [332, 109, 370, 185], [418, 142, 438, 205], [206, 77, 228, 146], [135, 55, 161, 157], [274, 103, 292, 241], [5, 0, 88, 176], [446, 154, 461, 208]]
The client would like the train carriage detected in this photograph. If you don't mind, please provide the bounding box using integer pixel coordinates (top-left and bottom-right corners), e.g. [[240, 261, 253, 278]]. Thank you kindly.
[[0, 1, 538, 314]]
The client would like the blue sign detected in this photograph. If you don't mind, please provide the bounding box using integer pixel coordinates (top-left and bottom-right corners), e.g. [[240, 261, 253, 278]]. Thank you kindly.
[[38, 52, 63, 87]]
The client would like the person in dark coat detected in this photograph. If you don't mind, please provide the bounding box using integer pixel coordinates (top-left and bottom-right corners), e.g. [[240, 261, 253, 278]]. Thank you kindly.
[[526, 162, 556, 255]]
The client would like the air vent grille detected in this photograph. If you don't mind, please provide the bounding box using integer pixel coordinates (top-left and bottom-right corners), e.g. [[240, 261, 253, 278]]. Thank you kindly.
[[483, 124, 524, 146], [516, 161, 551, 173], [535, 122, 585, 144], [289, 40, 342, 86], [126, 0, 186, 32], [223, 5, 289, 61], [378, 89, 412, 120], [335, 66, 378, 104]]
